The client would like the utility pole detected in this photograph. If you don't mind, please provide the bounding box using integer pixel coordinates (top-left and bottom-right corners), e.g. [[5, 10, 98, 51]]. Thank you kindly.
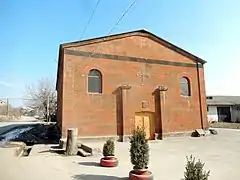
[[47, 95, 50, 122], [6, 98, 9, 117]]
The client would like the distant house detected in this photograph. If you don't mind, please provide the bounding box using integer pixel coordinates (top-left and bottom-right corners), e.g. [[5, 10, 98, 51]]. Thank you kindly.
[[0, 99, 6, 106], [207, 96, 240, 123], [20, 106, 36, 116]]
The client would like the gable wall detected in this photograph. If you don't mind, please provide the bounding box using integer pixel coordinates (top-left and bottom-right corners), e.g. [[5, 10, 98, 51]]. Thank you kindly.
[[67, 35, 195, 64]]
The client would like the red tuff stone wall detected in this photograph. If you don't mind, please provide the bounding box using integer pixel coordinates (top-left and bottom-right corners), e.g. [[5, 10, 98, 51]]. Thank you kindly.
[[57, 34, 208, 138]]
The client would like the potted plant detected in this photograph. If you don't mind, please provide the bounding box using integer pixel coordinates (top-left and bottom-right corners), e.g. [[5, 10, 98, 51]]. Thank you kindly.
[[100, 139, 118, 167], [129, 127, 153, 180], [183, 155, 210, 180]]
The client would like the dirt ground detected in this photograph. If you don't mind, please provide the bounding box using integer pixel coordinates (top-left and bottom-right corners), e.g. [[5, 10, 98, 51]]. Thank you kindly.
[[0, 128, 240, 180]]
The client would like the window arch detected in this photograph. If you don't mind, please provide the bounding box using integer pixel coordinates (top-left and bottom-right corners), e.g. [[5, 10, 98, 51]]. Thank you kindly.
[[88, 69, 102, 93], [180, 77, 191, 96]]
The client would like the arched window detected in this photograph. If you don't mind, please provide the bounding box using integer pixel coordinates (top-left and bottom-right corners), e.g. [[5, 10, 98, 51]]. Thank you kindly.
[[88, 69, 102, 93], [180, 77, 191, 96]]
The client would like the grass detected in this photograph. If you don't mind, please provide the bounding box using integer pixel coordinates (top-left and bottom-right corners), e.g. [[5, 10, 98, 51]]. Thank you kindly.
[[210, 122, 240, 129]]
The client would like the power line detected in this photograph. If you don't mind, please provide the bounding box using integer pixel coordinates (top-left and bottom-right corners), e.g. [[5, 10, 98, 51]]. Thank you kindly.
[[0, 97, 38, 100], [90, 0, 139, 56], [106, 0, 138, 38], [54, 0, 139, 65], [53, 0, 102, 65], [80, 0, 102, 40]]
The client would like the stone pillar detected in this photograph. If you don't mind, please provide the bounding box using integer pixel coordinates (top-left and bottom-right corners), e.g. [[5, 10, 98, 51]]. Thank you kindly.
[[156, 85, 168, 139], [120, 84, 131, 141]]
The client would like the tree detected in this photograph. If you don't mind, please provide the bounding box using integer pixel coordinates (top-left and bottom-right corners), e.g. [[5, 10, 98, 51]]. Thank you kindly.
[[130, 127, 149, 170], [103, 139, 115, 157], [25, 77, 57, 122], [184, 155, 210, 180]]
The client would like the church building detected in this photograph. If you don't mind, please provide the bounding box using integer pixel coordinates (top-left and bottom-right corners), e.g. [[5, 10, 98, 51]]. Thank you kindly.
[[56, 29, 209, 140]]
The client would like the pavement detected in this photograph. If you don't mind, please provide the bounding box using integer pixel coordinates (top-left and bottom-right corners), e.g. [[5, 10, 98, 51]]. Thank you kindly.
[[0, 146, 20, 157], [0, 128, 240, 180]]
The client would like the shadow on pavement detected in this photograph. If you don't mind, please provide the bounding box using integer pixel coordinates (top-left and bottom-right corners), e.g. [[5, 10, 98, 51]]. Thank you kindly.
[[78, 162, 100, 167], [0, 124, 18, 134], [38, 148, 65, 155], [73, 174, 127, 180]]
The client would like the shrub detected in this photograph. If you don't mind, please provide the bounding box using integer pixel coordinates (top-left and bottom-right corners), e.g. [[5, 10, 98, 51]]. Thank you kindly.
[[130, 127, 149, 170], [103, 139, 115, 156], [184, 155, 210, 180]]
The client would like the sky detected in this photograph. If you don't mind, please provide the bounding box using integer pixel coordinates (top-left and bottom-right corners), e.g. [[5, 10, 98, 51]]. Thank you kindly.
[[0, 0, 240, 105]]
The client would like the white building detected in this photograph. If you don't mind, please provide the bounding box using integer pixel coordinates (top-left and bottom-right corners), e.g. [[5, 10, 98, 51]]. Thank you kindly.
[[207, 96, 240, 123], [0, 99, 6, 106]]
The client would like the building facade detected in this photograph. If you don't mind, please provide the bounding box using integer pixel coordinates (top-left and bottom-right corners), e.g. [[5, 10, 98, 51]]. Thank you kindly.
[[56, 30, 209, 140], [207, 96, 240, 123]]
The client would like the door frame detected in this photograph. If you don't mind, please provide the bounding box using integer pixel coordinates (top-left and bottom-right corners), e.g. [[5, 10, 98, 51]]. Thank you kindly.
[[217, 106, 231, 122], [134, 111, 155, 140]]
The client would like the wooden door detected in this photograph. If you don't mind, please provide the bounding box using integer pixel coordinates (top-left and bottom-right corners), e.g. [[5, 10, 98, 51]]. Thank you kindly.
[[134, 112, 154, 140]]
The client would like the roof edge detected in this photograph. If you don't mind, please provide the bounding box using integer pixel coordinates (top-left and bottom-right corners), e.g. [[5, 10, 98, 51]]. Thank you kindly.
[[56, 45, 62, 91]]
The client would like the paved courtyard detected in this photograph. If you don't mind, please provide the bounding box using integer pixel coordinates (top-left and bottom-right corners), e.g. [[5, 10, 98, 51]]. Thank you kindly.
[[1, 128, 240, 180]]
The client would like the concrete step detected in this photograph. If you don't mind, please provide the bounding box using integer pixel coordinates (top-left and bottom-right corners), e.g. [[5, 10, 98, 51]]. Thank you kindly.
[[78, 148, 91, 157], [0, 141, 26, 157], [29, 144, 59, 156], [59, 138, 100, 157]]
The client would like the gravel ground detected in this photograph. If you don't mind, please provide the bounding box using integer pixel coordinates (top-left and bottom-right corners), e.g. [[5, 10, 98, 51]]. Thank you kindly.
[[210, 122, 240, 129], [0, 128, 240, 180]]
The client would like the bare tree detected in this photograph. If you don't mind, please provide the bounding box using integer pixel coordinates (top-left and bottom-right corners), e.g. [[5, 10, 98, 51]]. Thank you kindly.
[[25, 77, 57, 122]]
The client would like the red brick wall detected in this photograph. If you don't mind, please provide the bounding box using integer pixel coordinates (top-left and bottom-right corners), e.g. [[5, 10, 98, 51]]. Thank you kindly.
[[59, 34, 208, 137], [198, 67, 209, 128]]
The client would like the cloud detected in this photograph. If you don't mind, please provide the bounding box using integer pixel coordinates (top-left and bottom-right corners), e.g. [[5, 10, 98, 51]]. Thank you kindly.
[[0, 81, 13, 87]]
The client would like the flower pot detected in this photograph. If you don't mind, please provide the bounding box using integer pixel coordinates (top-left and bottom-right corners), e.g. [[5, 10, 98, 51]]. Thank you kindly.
[[100, 156, 118, 167], [104, 156, 115, 160], [129, 169, 153, 180]]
